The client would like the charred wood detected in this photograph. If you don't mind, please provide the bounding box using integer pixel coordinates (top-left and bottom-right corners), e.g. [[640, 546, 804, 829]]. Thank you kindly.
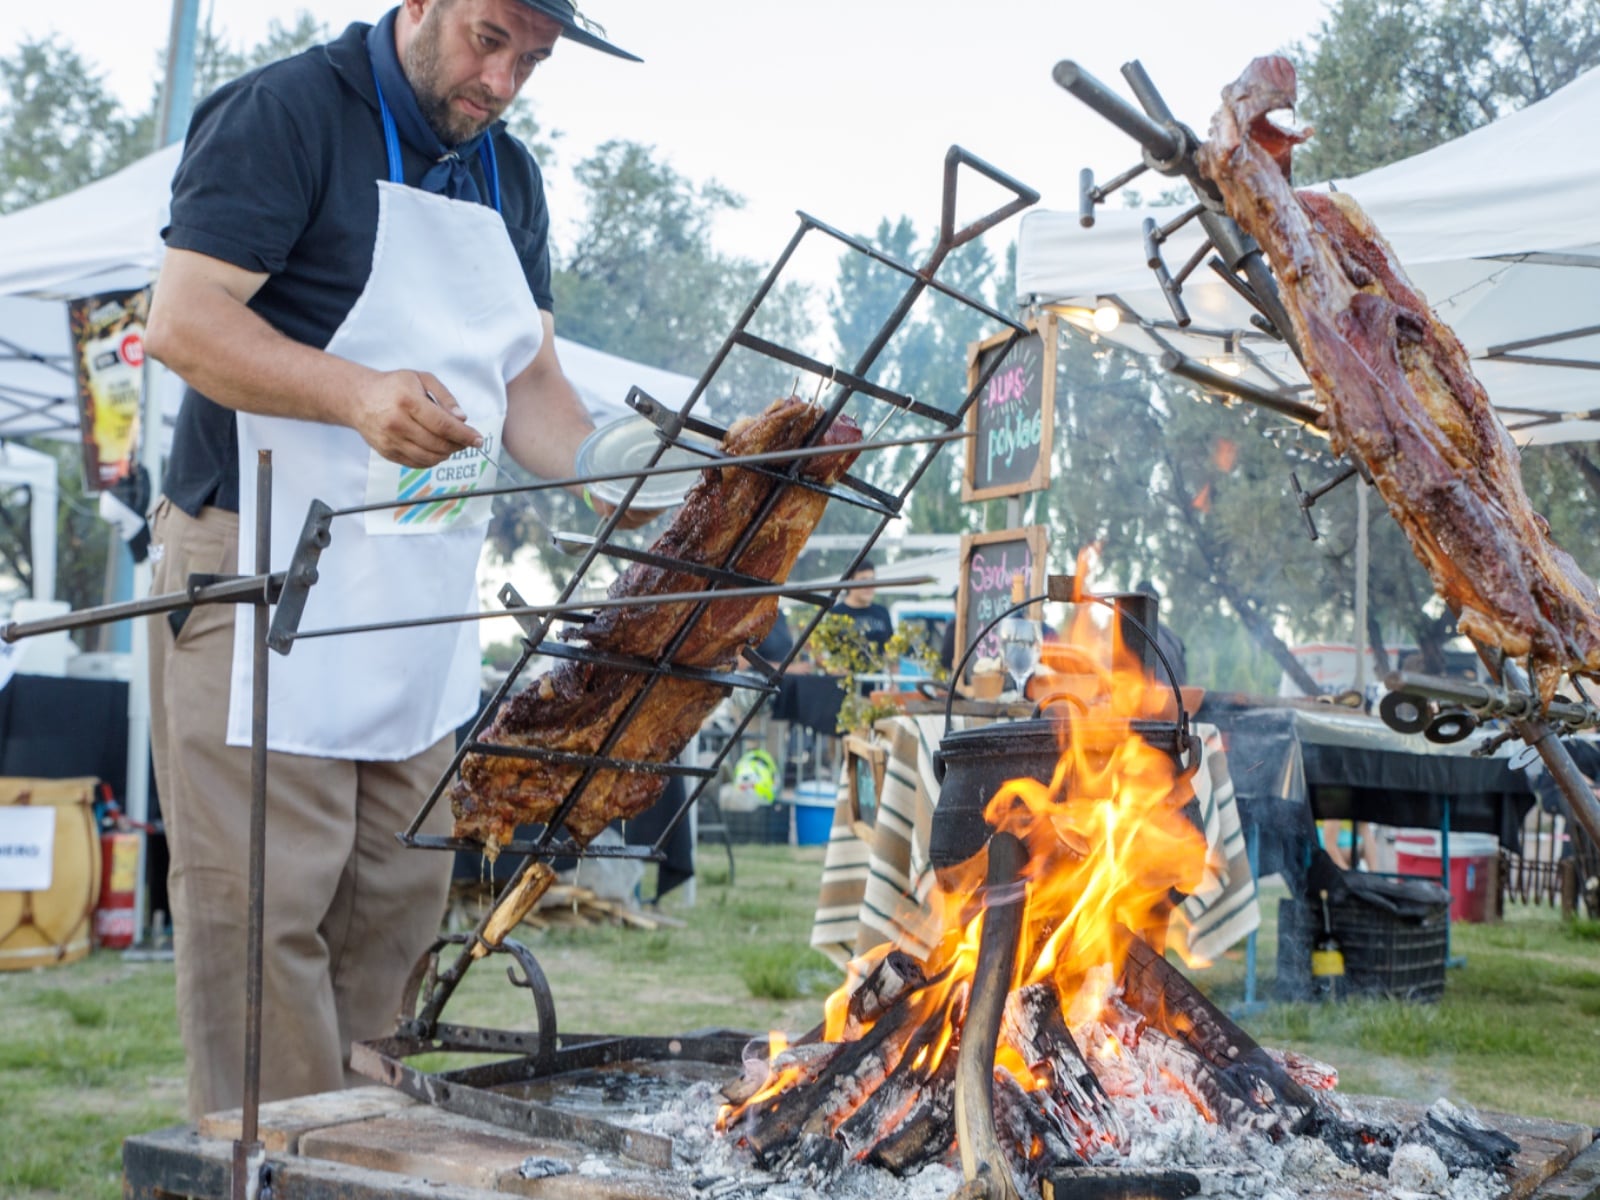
[[833, 1015, 946, 1158], [1405, 1098, 1519, 1172], [1002, 983, 1125, 1153], [1120, 935, 1315, 1134], [739, 984, 922, 1165], [794, 950, 930, 1047], [863, 1046, 959, 1175], [993, 1068, 1085, 1187], [1040, 1167, 1202, 1200], [720, 1039, 841, 1107]]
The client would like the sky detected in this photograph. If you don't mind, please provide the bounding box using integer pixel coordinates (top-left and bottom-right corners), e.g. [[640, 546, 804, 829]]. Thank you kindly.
[[20, 0, 1335, 287]]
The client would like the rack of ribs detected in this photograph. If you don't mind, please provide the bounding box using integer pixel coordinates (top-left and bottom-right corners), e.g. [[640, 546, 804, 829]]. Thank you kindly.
[[451, 396, 863, 851], [1195, 55, 1600, 702]]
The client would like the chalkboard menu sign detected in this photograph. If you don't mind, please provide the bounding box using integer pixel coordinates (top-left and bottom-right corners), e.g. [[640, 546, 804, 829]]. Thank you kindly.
[[953, 526, 1048, 676], [962, 314, 1056, 502]]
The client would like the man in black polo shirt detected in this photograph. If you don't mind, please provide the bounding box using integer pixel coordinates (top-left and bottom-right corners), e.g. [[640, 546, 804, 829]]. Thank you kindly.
[[144, 0, 639, 1116]]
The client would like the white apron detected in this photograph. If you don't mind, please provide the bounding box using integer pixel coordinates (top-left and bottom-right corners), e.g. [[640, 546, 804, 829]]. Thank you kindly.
[[227, 120, 541, 760]]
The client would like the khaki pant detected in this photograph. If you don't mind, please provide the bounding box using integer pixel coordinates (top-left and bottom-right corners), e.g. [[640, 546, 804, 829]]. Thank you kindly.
[[148, 499, 454, 1118]]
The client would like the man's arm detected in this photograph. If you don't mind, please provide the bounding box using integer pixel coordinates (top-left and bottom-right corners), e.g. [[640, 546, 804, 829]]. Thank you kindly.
[[501, 314, 661, 530], [145, 247, 482, 469], [500, 311, 594, 485]]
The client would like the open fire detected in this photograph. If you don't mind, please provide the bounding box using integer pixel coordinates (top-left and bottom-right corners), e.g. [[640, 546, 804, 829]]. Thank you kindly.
[[709, 579, 1518, 1198]]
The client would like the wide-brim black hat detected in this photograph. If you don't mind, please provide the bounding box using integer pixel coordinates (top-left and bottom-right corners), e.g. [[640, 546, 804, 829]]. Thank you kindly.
[[517, 0, 640, 62]]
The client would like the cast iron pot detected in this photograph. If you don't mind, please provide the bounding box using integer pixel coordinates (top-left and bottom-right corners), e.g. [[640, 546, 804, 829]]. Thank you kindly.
[[928, 717, 1192, 871]]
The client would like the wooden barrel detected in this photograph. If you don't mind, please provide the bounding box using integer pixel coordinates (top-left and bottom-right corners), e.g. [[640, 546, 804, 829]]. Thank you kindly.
[[0, 777, 102, 970]]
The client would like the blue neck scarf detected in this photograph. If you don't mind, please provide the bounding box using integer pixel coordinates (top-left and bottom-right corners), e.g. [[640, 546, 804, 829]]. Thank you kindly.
[[367, 8, 488, 204]]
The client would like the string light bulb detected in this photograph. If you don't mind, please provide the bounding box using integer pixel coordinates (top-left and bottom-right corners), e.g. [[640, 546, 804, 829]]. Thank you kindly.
[[1091, 301, 1121, 333], [1206, 332, 1244, 377]]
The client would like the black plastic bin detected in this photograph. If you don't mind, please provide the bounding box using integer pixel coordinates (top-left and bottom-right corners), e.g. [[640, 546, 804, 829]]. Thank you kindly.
[[1278, 870, 1451, 1003]]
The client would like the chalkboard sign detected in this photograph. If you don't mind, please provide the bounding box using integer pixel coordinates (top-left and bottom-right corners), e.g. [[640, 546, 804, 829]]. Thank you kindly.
[[962, 314, 1056, 502], [953, 526, 1048, 676]]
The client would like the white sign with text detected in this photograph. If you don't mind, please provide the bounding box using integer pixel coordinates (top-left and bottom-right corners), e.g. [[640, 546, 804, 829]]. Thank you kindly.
[[0, 807, 56, 891]]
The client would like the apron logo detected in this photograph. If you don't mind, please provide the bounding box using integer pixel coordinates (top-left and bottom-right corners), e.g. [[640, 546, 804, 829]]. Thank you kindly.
[[393, 436, 495, 525]]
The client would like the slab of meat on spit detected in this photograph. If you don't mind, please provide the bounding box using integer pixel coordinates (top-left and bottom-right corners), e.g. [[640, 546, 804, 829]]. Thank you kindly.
[[1196, 55, 1600, 701], [451, 396, 862, 851]]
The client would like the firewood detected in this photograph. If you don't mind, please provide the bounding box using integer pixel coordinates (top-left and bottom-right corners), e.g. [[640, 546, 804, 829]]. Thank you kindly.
[[954, 832, 1028, 1200], [1040, 1167, 1202, 1200], [993, 1067, 1083, 1185], [739, 987, 922, 1165], [1002, 984, 1125, 1152], [1119, 935, 1315, 1133], [720, 1040, 841, 1106], [842, 950, 929, 1041], [793, 949, 930, 1047], [832, 1013, 947, 1157], [863, 1050, 958, 1175]]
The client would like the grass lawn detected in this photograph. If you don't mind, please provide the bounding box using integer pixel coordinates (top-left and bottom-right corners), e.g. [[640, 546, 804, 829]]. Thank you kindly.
[[1, 844, 1596, 1199]]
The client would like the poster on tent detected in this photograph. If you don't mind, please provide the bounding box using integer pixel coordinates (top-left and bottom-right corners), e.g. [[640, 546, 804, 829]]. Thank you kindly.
[[953, 525, 1047, 676], [962, 314, 1056, 502], [67, 286, 149, 493]]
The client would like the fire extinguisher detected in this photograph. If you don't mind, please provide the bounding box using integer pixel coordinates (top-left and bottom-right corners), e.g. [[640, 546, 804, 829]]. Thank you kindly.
[[94, 785, 141, 951]]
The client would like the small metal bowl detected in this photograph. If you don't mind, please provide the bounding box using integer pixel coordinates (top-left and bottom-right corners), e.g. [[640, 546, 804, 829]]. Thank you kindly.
[[574, 415, 714, 509]]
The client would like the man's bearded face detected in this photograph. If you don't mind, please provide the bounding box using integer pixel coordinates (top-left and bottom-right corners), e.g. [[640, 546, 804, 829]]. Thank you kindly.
[[404, 5, 507, 144]]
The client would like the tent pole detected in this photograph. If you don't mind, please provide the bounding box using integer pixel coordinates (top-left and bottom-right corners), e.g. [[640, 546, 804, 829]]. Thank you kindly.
[[130, 0, 193, 945], [1354, 477, 1369, 699], [155, 0, 201, 150]]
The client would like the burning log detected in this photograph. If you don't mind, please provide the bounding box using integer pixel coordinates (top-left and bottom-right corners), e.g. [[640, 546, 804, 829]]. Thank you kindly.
[[735, 982, 924, 1165], [992, 1068, 1084, 1186], [862, 1050, 959, 1174], [1002, 984, 1125, 1154], [720, 1039, 840, 1107], [1119, 935, 1315, 1135], [793, 949, 930, 1047]]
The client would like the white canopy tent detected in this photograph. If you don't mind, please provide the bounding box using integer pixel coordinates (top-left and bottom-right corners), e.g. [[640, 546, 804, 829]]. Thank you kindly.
[[0, 141, 695, 454], [1016, 65, 1600, 446]]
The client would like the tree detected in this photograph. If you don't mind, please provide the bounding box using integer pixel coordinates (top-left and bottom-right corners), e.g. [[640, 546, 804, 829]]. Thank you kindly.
[[831, 219, 1001, 541], [0, 37, 146, 213], [1291, 0, 1600, 182], [485, 140, 815, 583]]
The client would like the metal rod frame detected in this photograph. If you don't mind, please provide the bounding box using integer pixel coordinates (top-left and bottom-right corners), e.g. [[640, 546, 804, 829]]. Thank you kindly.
[[352, 146, 1041, 1041], [1059, 58, 1600, 852]]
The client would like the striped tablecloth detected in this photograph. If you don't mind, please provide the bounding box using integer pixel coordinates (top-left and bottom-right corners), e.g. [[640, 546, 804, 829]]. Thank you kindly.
[[809, 716, 1259, 967]]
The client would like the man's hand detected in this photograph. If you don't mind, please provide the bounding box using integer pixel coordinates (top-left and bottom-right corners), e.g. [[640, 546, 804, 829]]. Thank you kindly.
[[585, 489, 663, 531], [351, 370, 484, 468]]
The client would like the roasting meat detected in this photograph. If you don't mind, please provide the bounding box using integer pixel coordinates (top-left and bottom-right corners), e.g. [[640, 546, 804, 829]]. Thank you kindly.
[[1196, 56, 1600, 700], [451, 397, 862, 850]]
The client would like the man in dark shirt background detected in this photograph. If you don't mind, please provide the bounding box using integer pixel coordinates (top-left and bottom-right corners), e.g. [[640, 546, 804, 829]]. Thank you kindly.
[[828, 558, 894, 652]]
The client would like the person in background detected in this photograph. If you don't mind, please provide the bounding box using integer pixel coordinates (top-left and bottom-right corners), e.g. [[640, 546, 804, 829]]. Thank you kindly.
[[828, 559, 894, 653], [142, 0, 643, 1117], [1136, 579, 1188, 688]]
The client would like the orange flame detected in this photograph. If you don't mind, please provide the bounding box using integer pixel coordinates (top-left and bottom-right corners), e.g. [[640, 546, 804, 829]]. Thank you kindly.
[[721, 548, 1213, 1138]]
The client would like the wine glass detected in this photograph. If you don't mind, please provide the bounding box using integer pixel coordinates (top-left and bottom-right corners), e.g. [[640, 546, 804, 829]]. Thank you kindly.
[[997, 616, 1042, 692]]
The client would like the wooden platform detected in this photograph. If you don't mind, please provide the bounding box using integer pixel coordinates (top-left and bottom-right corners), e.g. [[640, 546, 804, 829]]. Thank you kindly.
[[122, 1086, 1600, 1200]]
